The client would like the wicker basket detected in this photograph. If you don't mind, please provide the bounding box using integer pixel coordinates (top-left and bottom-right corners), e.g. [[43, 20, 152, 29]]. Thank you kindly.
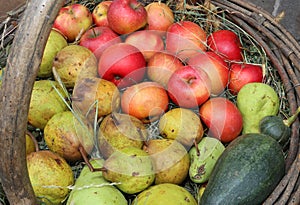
[[0, 0, 299, 204], [210, 0, 300, 204]]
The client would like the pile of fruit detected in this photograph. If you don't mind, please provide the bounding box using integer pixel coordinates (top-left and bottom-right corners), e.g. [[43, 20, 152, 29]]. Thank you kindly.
[[1, 0, 296, 204]]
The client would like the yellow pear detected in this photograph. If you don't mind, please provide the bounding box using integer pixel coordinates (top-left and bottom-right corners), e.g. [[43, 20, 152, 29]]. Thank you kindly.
[[44, 111, 94, 162], [52, 45, 98, 88], [72, 77, 121, 122], [143, 138, 190, 184], [159, 107, 204, 148], [98, 112, 148, 159], [26, 132, 37, 155], [27, 150, 74, 205], [38, 29, 67, 78], [102, 146, 155, 194], [133, 183, 197, 205], [28, 80, 68, 129]]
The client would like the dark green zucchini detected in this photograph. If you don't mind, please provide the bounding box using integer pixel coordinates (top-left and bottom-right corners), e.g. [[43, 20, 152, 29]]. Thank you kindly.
[[200, 133, 285, 205]]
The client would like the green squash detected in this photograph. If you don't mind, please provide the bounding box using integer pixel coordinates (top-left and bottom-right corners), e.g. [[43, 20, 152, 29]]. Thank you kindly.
[[259, 115, 290, 147], [259, 106, 300, 148], [200, 133, 285, 205]]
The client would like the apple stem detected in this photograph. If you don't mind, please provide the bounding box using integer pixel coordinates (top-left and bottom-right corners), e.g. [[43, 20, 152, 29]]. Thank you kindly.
[[187, 77, 197, 85], [92, 28, 97, 37], [283, 106, 300, 127], [131, 2, 142, 10]]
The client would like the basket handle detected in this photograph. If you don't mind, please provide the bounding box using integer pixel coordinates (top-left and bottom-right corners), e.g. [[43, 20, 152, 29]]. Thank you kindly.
[[0, 0, 64, 204]]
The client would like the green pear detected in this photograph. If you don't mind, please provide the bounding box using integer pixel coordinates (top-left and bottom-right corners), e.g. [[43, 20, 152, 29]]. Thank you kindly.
[[38, 29, 67, 78], [98, 112, 148, 159], [102, 146, 155, 194], [189, 137, 225, 183], [66, 158, 127, 205], [52, 45, 98, 88], [72, 77, 121, 122], [28, 80, 68, 129], [27, 150, 74, 205], [159, 108, 204, 148], [44, 111, 94, 162], [143, 138, 190, 185], [133, 183, 197, 205], [237, 82, 279, 134], [75, 158, 105, 184]]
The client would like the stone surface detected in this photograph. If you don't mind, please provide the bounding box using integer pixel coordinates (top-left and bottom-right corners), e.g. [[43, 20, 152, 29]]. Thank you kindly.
[[251, 0, 300, 42], [0, 0, 26, 21], [0, 0, 299, 41], [250, 0, 275, 13], [277, 0, 300, 42]]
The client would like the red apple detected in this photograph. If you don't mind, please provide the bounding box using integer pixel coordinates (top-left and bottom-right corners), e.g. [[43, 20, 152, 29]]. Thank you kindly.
[[92, 1, 112, 27], [147, 51, 184, 88], [228, 63, 264, 95], [167, 65, 211, 108], [125, 30, 164, 61], [79, 26, 122, 60], [121, 81, 169, 123], [145, 2, 174, 34], [207, 30, 243, 62], [188, 51, 230, 96], [107, 0, 147, 34], [199, 97, 243, 143], [98, 43, 146, 88], [53, 4, 93, 42], [165, 21, 207, 61]]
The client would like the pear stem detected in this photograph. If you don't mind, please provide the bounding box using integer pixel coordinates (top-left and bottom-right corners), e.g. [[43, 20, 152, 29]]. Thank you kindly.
[[137, 127, 146, 142], [283, 106, 300, 127], [26, 131, 39, 152], [111, 113, 120, 126], [79, 146, 93, 171], [92, 166, 107, 172], [78, 146, 107, 172], [194, 140, 200, 156]]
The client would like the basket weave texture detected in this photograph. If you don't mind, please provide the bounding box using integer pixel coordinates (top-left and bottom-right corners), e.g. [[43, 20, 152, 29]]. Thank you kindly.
[[209, 0, 300, 203]]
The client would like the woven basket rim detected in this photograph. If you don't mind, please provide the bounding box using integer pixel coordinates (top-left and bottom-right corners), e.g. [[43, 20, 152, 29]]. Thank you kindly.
[[211, 0, 300, 203]]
